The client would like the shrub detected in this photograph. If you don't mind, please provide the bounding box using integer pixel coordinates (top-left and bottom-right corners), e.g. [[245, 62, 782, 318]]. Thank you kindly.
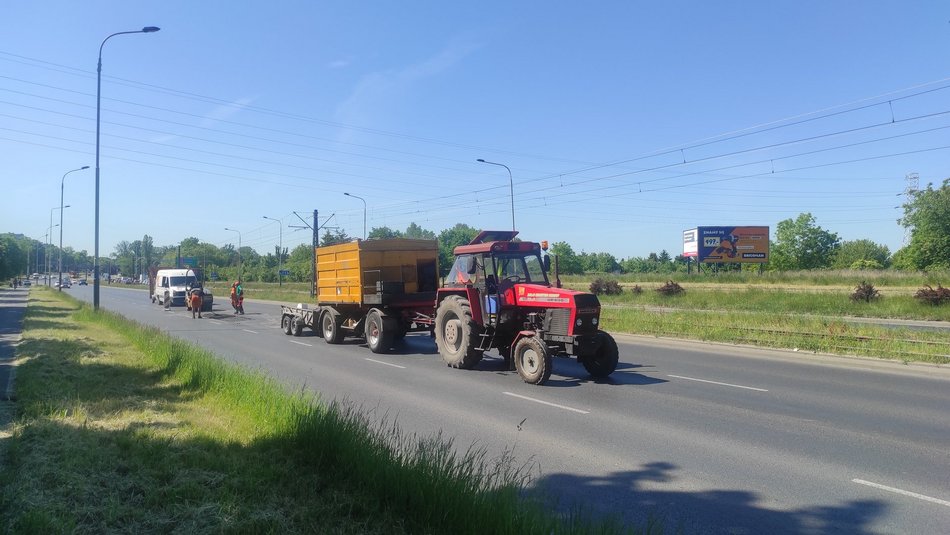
[[850, 259, 884, 270], [914, 284, 950, 306], [850, 281, 880, 303], [589, 278, 623, 295], [656, 280, 684, 296]]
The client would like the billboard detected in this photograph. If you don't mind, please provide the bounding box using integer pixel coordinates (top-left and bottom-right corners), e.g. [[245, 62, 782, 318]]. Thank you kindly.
[[683, 226, 770, 263]]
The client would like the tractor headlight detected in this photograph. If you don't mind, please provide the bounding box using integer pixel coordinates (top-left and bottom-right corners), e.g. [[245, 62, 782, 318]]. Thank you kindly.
[[592, 318, 599, 326], [575, 319, 582, 326]]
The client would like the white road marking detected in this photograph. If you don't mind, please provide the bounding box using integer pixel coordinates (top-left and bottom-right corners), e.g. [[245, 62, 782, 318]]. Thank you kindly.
[[503, 392, 590, 414], [207, 320, 223, 325], [365, 358, 405, 369], [288, 340, 312, 347], [242, 329, 258, 334], [667, 374, 768, 392], [852, 479, 950, 507]]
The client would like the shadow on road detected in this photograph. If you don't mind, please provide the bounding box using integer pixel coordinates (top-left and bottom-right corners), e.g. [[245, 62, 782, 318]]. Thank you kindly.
[[536, 461, 886, 534]]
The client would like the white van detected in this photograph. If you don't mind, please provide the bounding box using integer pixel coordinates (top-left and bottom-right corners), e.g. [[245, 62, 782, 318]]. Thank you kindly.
[[151, 269, 213, 309]]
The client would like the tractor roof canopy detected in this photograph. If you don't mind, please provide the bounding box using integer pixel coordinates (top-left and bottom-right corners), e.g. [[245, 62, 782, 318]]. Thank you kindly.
[[454, 230, 540, 256]]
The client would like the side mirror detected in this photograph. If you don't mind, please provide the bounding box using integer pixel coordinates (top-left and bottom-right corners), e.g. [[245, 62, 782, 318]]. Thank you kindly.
[[543, 255, 551, 273], [465, 255, 477, 274]]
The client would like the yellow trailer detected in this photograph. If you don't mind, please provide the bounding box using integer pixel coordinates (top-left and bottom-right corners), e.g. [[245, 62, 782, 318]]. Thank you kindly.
[[281, 238, 440, 353], [316, 239, 438, 305]]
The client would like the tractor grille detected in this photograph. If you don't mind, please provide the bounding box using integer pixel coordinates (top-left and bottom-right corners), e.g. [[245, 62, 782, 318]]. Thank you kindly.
[[544, 308, 571, 336]]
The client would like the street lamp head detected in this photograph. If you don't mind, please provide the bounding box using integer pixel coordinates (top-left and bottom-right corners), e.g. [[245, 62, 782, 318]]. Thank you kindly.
[[142, 26, 161, 33], [476, 159, 486, 163], [80, 166, 90, 170], [344, 192, 352, 197]]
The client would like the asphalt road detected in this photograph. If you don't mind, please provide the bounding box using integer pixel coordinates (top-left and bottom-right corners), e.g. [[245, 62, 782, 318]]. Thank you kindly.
[[65, 284, 950, 534]]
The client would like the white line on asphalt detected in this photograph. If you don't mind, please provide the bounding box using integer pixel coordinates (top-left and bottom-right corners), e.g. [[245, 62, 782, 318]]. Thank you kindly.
[[207, 320, 223, 325], [288, 340, 312, 347], [365, 358, 406, 369], [503, 392, 590, 414], [852, 479, 950, 507], [667, 374, 768, 392], [242, 329, 258, 334]]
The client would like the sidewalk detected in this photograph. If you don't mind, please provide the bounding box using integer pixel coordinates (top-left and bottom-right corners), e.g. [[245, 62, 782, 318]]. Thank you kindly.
[[0, 287, 28, 459]]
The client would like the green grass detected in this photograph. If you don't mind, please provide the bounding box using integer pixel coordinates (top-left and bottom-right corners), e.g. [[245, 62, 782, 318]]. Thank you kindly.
[[601, 307, 950, 364], [1, 290, 633, 534]]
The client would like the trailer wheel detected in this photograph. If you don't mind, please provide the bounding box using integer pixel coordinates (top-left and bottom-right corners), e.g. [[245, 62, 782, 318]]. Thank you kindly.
[[434, 296, 483, 369], [514, 336, 552, 385], [581, 330, 619, 378], [321, 311, 344, 344], [291, 318, 304, 336], [365, 310, 395, 353], [281, 314, 293, 335]]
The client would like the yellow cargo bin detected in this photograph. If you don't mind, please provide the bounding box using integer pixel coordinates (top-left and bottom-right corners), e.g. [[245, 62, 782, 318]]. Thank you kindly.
[[316, 239, 439, 306]]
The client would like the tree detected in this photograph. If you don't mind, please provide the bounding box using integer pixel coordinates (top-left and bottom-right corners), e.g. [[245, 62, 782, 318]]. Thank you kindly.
[[831, 239, 890, 269], [899, 178, 950, 270], [368, 226, 403, 240], [769, 213, 840, 270], [404, 222, 436, 240], [320, 229, 350, 247], [437, 224, 479, 277], [550, 241, 583, 274]]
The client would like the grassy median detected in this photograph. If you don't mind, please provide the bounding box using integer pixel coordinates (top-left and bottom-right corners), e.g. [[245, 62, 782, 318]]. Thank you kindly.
[[0, 290, 630, 534]]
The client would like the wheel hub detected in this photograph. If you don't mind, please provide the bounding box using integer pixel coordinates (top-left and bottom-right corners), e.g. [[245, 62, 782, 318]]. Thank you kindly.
[[445, 319, 460, 348]]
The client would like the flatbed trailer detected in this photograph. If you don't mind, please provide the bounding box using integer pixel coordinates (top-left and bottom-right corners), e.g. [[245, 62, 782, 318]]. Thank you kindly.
[[279, 238, 439, 353]]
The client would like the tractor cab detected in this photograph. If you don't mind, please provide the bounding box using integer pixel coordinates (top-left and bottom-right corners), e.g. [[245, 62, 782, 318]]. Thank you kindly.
[[444, 230, 551, 290]]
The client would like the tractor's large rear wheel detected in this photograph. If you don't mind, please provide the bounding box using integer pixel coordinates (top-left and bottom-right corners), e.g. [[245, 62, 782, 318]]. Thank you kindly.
[[365, 309, 395, 354], [435, 296, 483, 369], [581, 330, 619, 378], [514, 336, 552, 385]]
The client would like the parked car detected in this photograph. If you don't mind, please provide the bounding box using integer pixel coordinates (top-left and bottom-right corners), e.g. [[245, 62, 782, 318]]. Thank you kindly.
[[78, 279, 88, 286]]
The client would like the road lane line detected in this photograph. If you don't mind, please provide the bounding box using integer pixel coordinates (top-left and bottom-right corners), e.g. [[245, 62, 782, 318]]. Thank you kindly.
[[242, 329, 258, 334], [852, 479, 950, 507], [207, 320, 223, 325], [503, 392, 589, 414], [365, 358, 405, 369], [667, 374, 768, 392], [288, 340, 312, 347]]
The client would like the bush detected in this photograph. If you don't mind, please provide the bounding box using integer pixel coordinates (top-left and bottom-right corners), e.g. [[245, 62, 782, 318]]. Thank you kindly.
[[850, 259, 884, 270], [589, 278, 623, 295], [655, 280, 684, 296], [914, 284, 950, 306], [850, 281, 880, 303]]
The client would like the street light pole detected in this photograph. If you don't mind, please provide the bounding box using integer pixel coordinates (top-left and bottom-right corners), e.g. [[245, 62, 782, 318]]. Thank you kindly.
[[262, 216, 283, 287], [94, 26, 160, 310], [48, 206, 67, 286], [476, 159, 515, 231], [224, 227, 243, 280], [60, 166, 89, 291], [46, 223, 59, 285], [343, 192, 367, 239]]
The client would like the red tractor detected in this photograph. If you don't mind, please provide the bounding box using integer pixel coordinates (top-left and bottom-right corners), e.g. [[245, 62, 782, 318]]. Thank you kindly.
[[434, 230, 619, 385]]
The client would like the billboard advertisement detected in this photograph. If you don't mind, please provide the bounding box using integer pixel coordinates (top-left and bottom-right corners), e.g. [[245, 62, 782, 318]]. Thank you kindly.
[[684, 226, 770, 263]]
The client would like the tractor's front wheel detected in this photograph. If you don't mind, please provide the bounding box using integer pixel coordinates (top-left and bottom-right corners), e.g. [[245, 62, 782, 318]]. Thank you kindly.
[[434, 296, 483, 369], [514, 336, 552, 385], [581, 330, 619, 378]]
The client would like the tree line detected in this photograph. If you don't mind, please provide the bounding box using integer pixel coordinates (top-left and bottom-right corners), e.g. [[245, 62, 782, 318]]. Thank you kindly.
[[2, 178, 948, 282]]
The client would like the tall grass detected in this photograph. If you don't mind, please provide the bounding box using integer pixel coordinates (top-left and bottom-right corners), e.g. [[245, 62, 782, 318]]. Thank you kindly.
[[2, 290, 630, 534]]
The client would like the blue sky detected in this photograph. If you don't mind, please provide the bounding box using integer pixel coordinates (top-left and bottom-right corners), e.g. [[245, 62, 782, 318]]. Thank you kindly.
[[2, 1, 949, 260]]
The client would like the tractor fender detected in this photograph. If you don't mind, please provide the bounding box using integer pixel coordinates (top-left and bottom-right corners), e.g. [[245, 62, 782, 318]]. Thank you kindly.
[[508, 330, 540, 354]]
